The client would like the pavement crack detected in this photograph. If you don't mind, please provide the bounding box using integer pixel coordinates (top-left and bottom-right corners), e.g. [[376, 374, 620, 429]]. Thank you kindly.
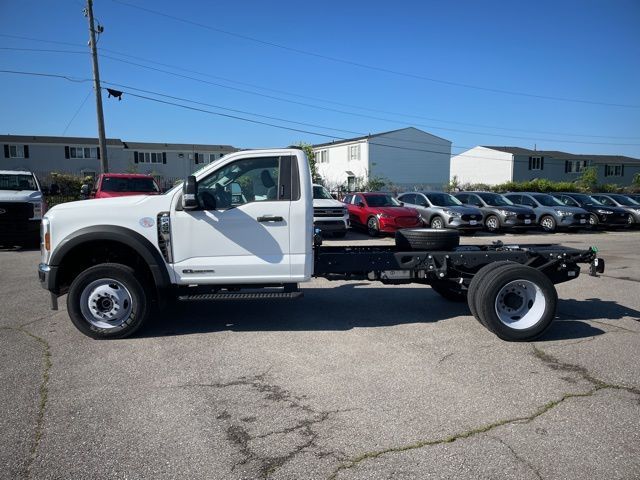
[[437, 352, 455, 364], [327, 346, 640, 480], [490, 435, 543, 480]]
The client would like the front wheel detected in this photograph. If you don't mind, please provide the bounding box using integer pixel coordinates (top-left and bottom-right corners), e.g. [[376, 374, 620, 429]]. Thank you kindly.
[[67, 263, 150, 339], [485, 215, 500, 233], [430, 216, 445, 229], [589, 214, 599, 227], [540, 215, 556, 232], [367, 217, 380, 237]]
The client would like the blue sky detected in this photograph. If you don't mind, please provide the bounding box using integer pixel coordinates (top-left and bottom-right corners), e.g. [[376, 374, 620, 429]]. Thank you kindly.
[[1, 0, 639, 158]]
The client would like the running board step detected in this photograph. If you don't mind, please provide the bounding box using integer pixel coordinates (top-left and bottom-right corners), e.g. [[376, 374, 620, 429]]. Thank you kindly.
[[178, 291, 303, 301]]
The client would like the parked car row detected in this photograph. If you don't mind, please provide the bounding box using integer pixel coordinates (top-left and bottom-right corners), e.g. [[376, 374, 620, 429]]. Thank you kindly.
[[312, 186, 640, 237]]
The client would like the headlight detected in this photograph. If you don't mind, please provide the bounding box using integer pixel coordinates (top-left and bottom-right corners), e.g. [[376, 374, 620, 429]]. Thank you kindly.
[[497, 209, 516, 216], [443, 209, 461, 217], [596, 209, 613, 215], [377, 213, 393, 219], [554, 210, 572, 216], [31, 201, 45, 220], [41, 217, 51, 263]]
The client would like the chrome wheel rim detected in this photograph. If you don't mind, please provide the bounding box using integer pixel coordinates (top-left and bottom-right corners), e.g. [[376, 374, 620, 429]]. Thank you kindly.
[[541, 217, 554, 231], [431, 218, 444, 229], [367, 218, 378, 233], [486, 217, 499, 231], [495, 279, 546, 330], [628, 215, 633, 225], [80, 278, 133, 329], [589, 215, 597, 225]]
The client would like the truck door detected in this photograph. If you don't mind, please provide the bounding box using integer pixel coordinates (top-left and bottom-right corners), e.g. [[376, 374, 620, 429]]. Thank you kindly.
[[170, 154, 295, 284]]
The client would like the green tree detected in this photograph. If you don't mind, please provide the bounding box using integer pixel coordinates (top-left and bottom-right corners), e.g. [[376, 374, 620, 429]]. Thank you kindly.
[[297, 142, 321, 183], [444, 175, 460, 192], [576, 166, 598, 192]]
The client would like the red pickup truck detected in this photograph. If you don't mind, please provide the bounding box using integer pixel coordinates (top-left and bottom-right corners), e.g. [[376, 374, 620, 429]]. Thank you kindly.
[[90, 173, 161, 198]]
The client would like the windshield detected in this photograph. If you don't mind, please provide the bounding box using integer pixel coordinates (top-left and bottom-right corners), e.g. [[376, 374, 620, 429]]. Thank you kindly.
[[364, 194, 401, 207], [477, 192, 513, 206], [570, 193, 604, 206], [313, 185, 333, 200], [532, 194, 565, 207], [425, 193, 462, 207], [610, 194, 639, 206], [101, 177, 159, 193], [0, 174, 37, 191]]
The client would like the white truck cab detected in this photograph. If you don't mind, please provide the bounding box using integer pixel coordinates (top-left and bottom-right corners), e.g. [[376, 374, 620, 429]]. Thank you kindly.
[[312, 184, 349, 238]]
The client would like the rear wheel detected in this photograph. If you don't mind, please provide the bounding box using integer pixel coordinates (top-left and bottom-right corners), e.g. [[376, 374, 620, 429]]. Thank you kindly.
[[540, 215, 556, 232], [367, 217, 380, 237], [474, 264, 557, 341], [67, 263, 150, 339], [485, 215, 500, 233], [467, 261, 518, 323]]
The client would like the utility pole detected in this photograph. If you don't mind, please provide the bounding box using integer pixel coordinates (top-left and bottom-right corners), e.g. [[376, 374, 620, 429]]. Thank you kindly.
[[85, 0, 108, 173]]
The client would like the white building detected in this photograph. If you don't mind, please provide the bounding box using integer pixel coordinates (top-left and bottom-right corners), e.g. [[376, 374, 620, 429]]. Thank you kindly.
[[312, 127, 451, 191], [450, 146, 640, 187]]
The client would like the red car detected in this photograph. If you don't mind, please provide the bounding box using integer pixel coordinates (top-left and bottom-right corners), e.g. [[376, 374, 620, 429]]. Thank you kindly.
[[343, 192, 423, 236], [91, 173, 161, 199]]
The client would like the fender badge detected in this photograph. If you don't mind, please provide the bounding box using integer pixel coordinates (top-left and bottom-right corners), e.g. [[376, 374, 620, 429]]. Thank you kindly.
[[139, 217, 155, 228]]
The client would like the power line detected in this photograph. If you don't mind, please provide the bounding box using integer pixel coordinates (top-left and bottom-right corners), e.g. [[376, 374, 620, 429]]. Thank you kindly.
[[0, 68, 636, 164], [62, 89, 92, 135], [110, 0, 640, 109], [2, 38, 639, 140]]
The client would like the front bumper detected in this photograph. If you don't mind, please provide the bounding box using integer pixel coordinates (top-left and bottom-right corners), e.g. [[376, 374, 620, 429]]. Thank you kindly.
[[446, 217, 483, 230], [502, 216, 536, 229], [0, 219, 40, 243], [379, 218, 422, 233], [314, 219, 348, 233]]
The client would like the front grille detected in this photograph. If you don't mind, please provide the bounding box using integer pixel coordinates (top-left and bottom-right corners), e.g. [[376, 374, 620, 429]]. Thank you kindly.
[[461, 214, 480, 221], [573, 213, 587, 220], [314, 207, 345, 217], [0, 202, 33, 221], [315, 220, 344, 226], [517, 214, 533, 220]]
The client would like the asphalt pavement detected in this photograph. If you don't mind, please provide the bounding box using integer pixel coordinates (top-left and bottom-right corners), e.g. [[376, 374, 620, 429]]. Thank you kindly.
[[1, 229, 638, 479]]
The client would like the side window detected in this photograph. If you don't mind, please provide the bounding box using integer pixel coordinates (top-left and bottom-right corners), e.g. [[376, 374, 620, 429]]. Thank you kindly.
[[354, 195, 365, 206], [599, 197, 615, 206], [562, 196, 578, 207], [506, 195, 520, 205], [470, 195, 483, 207], [400, 193, 415, 204], [522, 196, 536, 207], [456, 194, 468, 204], [197, 156, 280, 209], [343, 194, 353, 205], [415, 194, 428, 206]]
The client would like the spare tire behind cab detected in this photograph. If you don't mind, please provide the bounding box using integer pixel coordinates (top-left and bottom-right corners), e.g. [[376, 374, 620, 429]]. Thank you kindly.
[[395, 228, 460, 251]]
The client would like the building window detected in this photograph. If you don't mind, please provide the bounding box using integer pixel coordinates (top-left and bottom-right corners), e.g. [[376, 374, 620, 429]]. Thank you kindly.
[[317, 149, 329, 164], [528, 156, 543, 170], [604, 164, 624, 177], [349, 144, 360, 161], [136, 151, 165, 164], [565, 160, 589, 173], [81, 170, 97, 181], [69, 147, 98, 159], [8, 145, 25, 158], [209, 153, 216, 163]]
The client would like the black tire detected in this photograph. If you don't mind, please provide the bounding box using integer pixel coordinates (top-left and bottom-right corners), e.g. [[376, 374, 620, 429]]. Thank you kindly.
[[430, 216, 445, 229], [467, 260, 519, 323], [474, 264, 557, 341], [395, 228, 460, 251], [430, 280, 467, 302], [540, 215, 556, 232], [367, 216, 380, 237], [485, 215, 500, 233], [332, 231, 347, 238], [67, 263, 150, 339]]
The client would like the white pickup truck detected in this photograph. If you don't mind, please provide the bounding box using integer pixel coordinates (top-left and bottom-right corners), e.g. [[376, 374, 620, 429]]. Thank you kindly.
[[38, 148, 604, 341]]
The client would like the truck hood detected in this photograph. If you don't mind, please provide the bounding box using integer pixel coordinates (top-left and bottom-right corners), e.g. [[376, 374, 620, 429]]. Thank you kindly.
[[50, 194, 152, 212], [313, 198, 344, 208], [0, 190, 42, 202]]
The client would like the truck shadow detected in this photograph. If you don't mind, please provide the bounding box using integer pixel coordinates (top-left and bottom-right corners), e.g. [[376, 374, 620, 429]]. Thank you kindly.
[[140, 285, 633, 341]]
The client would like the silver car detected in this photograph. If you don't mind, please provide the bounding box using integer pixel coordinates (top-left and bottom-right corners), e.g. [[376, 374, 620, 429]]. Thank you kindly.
[[397, 191, 484, 233], [503, 192, 588, 232]]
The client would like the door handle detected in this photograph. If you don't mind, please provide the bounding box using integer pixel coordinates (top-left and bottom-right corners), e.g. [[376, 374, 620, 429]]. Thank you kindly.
[[257, 215, 284, 223]]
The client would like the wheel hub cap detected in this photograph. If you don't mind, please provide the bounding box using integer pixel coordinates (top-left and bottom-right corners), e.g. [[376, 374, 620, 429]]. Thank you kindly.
[[80, 279, 133, 329], [495, 280, 546, 330]]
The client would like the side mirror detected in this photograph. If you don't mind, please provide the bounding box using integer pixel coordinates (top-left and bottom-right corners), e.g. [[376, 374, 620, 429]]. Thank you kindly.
[[358, 202, 366, 208], [399, 201, 405, 206], [182, 175, 199, 210]]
